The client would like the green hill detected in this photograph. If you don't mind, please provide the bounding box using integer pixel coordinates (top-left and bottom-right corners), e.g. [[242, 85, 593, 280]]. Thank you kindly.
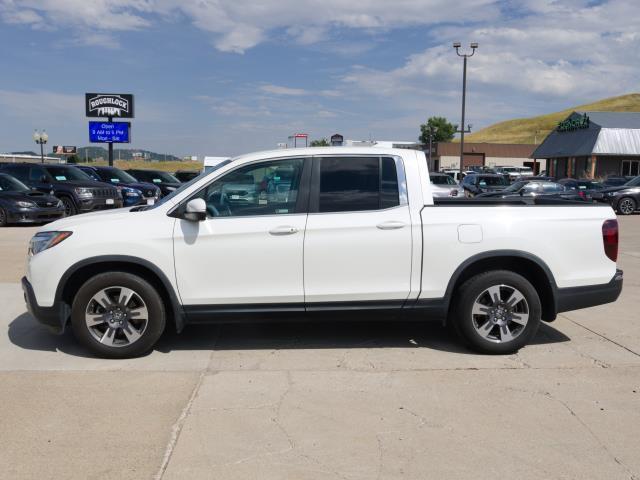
[[464, 93, 640, 144]]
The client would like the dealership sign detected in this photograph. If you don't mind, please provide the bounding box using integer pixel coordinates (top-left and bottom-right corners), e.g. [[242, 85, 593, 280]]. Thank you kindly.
[[85, 93, 134, 118], [89, 121, 131, 143], [557, 113, 590, 133], [330, 133, 344, 146], [52, 145, 77, 155]]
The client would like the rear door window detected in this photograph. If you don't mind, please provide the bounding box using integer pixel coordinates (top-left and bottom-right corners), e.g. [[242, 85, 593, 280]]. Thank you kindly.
[[316, 157, 400, 213]]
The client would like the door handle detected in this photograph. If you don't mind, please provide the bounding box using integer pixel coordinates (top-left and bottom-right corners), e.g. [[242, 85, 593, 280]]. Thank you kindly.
[[376, 221, 406, 230], [269, 225, 299, 236]]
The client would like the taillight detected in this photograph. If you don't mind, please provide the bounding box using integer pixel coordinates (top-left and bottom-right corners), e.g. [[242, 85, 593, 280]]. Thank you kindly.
[[602, 219, 618, 262]]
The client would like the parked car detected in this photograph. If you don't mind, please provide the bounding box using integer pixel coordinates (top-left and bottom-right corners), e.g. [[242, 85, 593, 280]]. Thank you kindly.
[[556, 178, 605, 201], [0, 173, 65, 226], [0, 163, 122, 216], [602, 175, 634, 187], [598, 175, 640, 215], [430, 173, 464, 197], [476, 180, 585, 201], [174, 170, 201, 183], [75, 166, 161, 207], [126, 169, 181, 197], [22, 147, 622, 358], [461, 173, 509, 197], [495, 166, 534, 183]]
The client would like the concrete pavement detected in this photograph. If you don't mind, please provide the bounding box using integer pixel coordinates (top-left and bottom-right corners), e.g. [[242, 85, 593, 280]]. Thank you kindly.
[[0, 217, 639, 479]]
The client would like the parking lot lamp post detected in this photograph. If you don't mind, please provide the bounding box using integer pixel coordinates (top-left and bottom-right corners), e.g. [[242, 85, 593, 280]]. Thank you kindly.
[[427, 125, 437, 171], [453, 42, 478, 177], [33, 130, 48, 164]]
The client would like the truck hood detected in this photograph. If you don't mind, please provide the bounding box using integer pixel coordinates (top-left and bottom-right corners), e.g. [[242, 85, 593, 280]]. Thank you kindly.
[[38, 207, 136, 232]]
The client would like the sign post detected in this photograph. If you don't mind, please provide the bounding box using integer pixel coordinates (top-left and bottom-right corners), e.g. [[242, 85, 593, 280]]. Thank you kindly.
[[85, 93, 134, 166]]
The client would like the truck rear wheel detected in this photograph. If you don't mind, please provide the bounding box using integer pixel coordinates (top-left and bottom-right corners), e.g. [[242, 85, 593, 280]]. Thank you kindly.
[[451, 270, 541, 354], [71, 272, 166, 358]]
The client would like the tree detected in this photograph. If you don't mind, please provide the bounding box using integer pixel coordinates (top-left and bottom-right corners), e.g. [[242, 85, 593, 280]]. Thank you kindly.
[[310, 138, 329, 147], [66, 155, 79, 164], [419, 116, 458, 144]]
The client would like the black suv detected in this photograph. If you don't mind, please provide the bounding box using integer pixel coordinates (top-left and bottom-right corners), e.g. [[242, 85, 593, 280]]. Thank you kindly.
[[126, 169, 181, 196], [76, 165, 161, 207], [0, 163, 122, 216]]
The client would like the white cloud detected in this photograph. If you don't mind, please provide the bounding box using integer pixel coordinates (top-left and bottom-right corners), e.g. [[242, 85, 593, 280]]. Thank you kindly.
[[260, 85, 309, 96]]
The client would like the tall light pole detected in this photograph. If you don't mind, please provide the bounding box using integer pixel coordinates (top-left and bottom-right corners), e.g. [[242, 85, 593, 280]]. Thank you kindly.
[[453, 42, 478, 177], [427, 125, 438, 171], [33, 130, 48, 163]]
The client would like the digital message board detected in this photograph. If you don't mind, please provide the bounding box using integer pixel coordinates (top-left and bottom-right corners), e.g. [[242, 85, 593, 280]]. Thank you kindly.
[[89, 122, 131, 143]]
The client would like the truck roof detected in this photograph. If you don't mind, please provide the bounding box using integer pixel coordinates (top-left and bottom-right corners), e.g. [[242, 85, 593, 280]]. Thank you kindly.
[[230, 147, 418, 164]]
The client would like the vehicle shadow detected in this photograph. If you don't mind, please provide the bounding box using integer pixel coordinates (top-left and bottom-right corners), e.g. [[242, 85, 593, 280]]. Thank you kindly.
[[6, 311, 570, 357]]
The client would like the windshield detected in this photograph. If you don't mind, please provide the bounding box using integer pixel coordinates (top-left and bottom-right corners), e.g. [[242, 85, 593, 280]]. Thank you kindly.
[[625, 176, 640, 187], [146, 160, 232, 210], [44, 166, 92, 182], [503, 180, 528, 192], [479, 176, 507, 186], [148, 171, 180, 183], [0, 174, 30, 192], [98, 167, 138, 183], [430, 175, 455, 185]]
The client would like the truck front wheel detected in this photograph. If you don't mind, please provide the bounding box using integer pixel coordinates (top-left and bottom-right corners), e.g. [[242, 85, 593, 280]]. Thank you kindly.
[[451, 270, 541, 354], [70, 272, 166, 358]]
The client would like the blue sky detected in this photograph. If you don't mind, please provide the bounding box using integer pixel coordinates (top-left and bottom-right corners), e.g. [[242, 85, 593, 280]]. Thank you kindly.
[[0, 0, 638, 157]]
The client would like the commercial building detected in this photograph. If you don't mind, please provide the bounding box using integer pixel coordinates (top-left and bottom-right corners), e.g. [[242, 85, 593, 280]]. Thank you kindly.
[[532, 111, 640, 178], [0, 153, 64, 164], [432, 142, 540, 172]]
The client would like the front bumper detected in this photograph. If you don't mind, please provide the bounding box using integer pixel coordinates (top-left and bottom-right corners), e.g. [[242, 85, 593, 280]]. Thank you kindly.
[[556, 269, 623, 314], [21, 276, 69, 334], [6, 207, 65, 224], [77, 198, 124, 213]]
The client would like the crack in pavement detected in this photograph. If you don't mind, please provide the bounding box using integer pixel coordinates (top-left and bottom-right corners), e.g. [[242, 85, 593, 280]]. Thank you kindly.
[[562, 315, 640, 358]]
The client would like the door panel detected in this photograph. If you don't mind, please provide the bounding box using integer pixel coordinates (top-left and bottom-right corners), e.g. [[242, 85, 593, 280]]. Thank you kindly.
[[304, 206, 412, 303], [173, 157, 309, 306], [173, 215, 307, 305], [304, 156, 413, 304]]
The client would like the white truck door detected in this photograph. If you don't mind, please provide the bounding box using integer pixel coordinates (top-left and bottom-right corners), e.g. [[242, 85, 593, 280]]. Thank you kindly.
[[173, 157, 309, 307], [304, 156, 413, 305]]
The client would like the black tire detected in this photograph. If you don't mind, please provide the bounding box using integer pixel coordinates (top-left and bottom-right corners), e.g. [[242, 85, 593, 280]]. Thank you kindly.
[[451, 270, 541, 354], [71, 272, 166, 358], [0, 207, 7, 227], [60, 196, 77, 216], [617, 197, 636, 215]]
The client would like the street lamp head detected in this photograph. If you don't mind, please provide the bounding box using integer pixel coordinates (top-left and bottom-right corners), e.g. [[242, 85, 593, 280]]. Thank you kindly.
[[41, 131, 48, 143], [453, 42, 461, 49], [33, 130, 40, 142], [470, 42, 478, 49]]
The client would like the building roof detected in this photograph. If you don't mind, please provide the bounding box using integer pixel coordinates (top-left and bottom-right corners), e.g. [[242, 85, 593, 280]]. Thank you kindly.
[[436, 142, 537, 158], [532, 111, 640, 158]]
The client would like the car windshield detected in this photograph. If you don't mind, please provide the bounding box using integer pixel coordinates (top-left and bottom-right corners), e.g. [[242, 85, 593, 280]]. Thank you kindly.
[[430, 175, 456, 185], [624, 176, 640, 187], [145, 160, 232, 210], [479, 176, 507, 186], [0, 174, 30, 192], [503, 181, 528, 192], [45, 166, 92, 182], [138, 171, 180, 183], [98, 168, 138, 183]]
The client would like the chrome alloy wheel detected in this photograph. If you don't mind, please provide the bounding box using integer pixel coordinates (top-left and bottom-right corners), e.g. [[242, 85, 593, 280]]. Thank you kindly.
[[619, 198, 635, 215], [471, 284, 529, 343], [85, 286, 149, 347]]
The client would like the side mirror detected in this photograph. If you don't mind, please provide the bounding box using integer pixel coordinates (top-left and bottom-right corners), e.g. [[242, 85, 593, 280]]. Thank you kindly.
[[183, 198, 206, 222]]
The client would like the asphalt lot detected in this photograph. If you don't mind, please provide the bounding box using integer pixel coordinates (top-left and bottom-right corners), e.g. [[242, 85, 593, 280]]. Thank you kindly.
[[0, 217, 639, 479]]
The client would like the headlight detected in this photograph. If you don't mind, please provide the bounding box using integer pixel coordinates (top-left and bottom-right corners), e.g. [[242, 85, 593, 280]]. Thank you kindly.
[[16, 200, 36, 208], [121, 187, 142, 197], [165, 186, 177, 192], [29, 231, 72, 256], [74, 187, 93, 198]]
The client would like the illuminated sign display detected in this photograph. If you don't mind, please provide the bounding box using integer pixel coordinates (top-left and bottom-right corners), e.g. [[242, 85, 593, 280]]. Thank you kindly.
[[89, 122, 131, 143]]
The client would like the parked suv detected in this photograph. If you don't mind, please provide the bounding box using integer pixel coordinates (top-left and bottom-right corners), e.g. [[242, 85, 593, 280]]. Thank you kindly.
[[461, 173, 508, 197], [126, 169, 181, 196], [0, 163, 122, 216], [75, 166, 160, 207], [598, 176, 640, 215]]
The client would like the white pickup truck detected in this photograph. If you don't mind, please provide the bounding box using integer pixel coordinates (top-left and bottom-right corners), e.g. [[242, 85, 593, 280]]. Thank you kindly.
[[22, 147, 623, 358]]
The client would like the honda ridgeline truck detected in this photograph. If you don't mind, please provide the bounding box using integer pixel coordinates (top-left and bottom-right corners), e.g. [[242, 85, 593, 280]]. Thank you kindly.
[[22, 148, 623, 358]]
